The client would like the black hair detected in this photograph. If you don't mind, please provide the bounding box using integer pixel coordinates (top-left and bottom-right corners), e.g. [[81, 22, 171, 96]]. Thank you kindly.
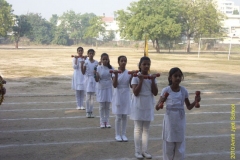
[[138, 56, 151, 72], [87, 49, 95, 55], [77, 47, 83, 51], [101, 53, 112, 69], [168, 67, 184, 85], [118, 55, 127, 63]]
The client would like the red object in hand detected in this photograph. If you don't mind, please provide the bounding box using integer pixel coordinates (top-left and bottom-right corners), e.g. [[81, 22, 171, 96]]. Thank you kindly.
[[158, 92, 169, 109], [148, 73, 160, 79], [195, 91, 201, 108], [109, 70, 122, 73], [71, 55, 88, 58], [133, 73, 149, 79], [128, 70, 138, 74]]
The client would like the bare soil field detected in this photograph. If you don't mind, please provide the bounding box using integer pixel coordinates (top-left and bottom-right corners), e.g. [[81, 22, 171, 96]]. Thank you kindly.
[[0, 46, 239, 160]]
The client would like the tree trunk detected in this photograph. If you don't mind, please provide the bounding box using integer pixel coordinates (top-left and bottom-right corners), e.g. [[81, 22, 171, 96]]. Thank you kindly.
[[151, 39, 155, 48], [15, 41, 19, 49], [155, 39, 160, 53], [168, 40, 171, 53], [186, 36, 191, 53]]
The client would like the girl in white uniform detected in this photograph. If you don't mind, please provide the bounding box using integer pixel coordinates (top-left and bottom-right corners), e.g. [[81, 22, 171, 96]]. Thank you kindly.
[[95, 53, 113, 128], [71, 47, 85, 110], [156, 67, 201, 160], [130, 57, 158, 159], [112, 55, 132, 142], [81, 49, 98, 118]]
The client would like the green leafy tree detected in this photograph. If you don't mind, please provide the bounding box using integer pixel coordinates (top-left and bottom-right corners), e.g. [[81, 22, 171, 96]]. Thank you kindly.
[[52, 24, 70, 45], [103, 30, 115, 42], [50, 14, 59, 26], [84, 16, 106, 40], [12, 15, 31, 48], [178, 0, 224, 52], [25, 13, 54, 44], [116, 0, 181, 53], [80, 13, 98, 43], [59, 10, 82, 45], [0, 0, 14, 37], [233, 9, 239, 15]]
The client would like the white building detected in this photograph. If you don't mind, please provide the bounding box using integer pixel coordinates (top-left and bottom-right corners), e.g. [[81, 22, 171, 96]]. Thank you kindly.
[[100, 16, 122, 41], [215, 0, 240, 15]]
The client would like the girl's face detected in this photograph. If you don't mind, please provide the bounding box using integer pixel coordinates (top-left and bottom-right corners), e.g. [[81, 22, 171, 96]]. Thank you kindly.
[[88, 51, 95, 59], [118, 57, 127, 68], [140, 60, 150, 74], [77, 49, 83, 56], [101, 55, 109, 66], [170, 71, 182, 85]]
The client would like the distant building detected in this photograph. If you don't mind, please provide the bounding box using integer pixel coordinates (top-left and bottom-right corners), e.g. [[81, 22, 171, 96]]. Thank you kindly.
[[215, 0, 240, 15], [100, 14, 122, 41]]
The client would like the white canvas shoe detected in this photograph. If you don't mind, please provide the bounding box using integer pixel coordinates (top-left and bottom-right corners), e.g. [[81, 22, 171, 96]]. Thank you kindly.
[[135, 152, 143, 159], [100, 124, 105, 128], [115, 135, 122, 142], [90, 112, 95, 118], [142, 152, 152, 159], [121, 135, 128, 142], [106, 123, 111, 128], [80, 106, 85, 110], [86, 113, 91, 118], [76, 106, 81, 110]]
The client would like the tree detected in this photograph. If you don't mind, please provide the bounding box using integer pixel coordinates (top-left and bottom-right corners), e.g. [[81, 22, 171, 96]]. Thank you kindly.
[[178, 0, 224, 52], [233, 9, 239, 15], [52, 24, 70, 45], [12, 15, 31, 48], [84, 16, 106, 40], [25, 13, 54, 44], [103, 30, 115, 42], [0, 0, 14, 37], [59, 10, 82, 45], [50, 14, 59, 26], [116, 0, 181, 53]]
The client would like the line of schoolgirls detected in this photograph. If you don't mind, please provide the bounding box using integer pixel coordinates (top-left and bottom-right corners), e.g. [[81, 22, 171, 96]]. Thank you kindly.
[[71, 47, 201, 160]]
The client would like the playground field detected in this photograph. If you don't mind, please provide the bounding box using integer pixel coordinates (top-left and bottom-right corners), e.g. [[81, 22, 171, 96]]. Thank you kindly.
[[0, 46, 239, 160]]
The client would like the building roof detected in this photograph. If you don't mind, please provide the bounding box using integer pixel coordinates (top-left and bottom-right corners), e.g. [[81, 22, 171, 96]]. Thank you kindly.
[[102, 17, 114, 23]]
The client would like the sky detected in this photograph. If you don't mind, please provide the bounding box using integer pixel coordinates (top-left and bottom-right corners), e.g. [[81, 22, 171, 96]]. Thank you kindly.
[[6, 0, 240, 21], [6, 0, 136, 20]]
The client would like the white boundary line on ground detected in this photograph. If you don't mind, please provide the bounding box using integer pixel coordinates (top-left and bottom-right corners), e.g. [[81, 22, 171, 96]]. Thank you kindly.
[[0, 103, 239, 111], [0, 112, 240, 121], [4, 90, 240, 97], [0, 111, 239, 121], [0, 134, 239, 148], [104, 151, 240, 160], [0, 121, 239, 133], [1, 100, 240, 105]]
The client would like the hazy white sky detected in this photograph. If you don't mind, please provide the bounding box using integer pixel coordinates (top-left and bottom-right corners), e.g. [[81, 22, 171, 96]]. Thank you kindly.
[[6, 0, 136, 20], [6, 0, 240, 21]]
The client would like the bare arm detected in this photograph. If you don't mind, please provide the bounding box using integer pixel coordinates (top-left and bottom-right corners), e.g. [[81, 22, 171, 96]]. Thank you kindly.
[[185, 93, 201, 110], [112, 72, 118, 88], [132, 75, 143, 96], [151, 76, 158, 96]]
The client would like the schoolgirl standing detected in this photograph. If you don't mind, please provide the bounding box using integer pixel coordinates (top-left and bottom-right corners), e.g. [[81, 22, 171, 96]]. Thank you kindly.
[[130, 56, 158, 159], [81, 49, 98, 118], [71, 47, 85, 110], [112, 55, 132, 142], [156, 67, 201, 160], [95, 53, 113, 128]]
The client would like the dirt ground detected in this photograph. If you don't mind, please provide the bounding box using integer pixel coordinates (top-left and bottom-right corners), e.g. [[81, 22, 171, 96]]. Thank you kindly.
[[0, 46, 239, 160]]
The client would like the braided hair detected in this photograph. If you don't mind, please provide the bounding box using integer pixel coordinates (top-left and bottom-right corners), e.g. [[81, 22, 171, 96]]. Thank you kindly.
[[101, 53, 112, 69]]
